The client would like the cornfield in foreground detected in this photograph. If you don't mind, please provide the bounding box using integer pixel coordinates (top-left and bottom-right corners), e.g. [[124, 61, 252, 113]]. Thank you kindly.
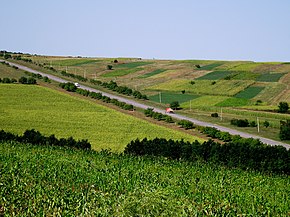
[[0, 142, 289, 216]]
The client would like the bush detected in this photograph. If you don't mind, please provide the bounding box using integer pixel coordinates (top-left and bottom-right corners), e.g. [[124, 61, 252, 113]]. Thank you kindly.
[[0, 129, 91, 150], [279, 120, 290, 140], [230, 119, 249, 127], [107, 65, 113, 70], [170, 101, 180, 110], [278, 102, 289, 113], [263, 120, 270, 128], [19, 77, 27, 84], [124, 137, 290, 175], [211, 113, 219, 118], [178, 120, 194, 130], [2, 78, 12, 83]]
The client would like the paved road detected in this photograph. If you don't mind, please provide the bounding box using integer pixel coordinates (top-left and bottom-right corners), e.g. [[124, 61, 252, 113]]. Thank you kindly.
[[2, 59, 290, 150]]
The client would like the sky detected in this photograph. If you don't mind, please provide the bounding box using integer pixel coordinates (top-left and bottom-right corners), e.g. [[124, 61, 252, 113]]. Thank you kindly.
[[1, 0, 290, 62]]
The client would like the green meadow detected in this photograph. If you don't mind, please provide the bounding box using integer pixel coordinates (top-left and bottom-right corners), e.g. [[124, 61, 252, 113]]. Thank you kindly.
[[0, 84, 201, 151]]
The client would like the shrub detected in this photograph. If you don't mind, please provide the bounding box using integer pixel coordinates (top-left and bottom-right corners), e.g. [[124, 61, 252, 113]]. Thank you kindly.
[[211, 113, 219, 118], [278, 102, 289, 113], [107, 65, 113, 70], [279, 120, 290, 140], [2, 78, 12, 83], [178, 120, 194, 130], [263, 120, 270, 128], [170, 101, 180, 110], [250, 121, 257, 127], [230, 119, 249, 127], [19, 77, 27, 84], [181, 90, 185, 94]]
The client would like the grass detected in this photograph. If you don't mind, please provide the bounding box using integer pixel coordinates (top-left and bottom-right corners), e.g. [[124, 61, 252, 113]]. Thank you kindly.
[[115, 61, 153, 68], [235, 86, 265, 99], [198, 62, 224, 70], [196, 70, 233, 80], [102, 68, 142, 77], [149, 92, 200, 104], [0, 62, 27, 78], [48, 59, 100, 66], [147, 79, 254, 96], [230, 62, 262, 71], [181, 95, 229, 109], [216, 97, 249, 107], [138, 69, 167, 78], [0, 84, 201, 151], [256, 72, 286, 82], [1, 142, 289, 216]]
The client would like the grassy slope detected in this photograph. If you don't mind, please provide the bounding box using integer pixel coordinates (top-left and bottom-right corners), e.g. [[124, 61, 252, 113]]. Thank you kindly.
[[1, 141, 289, 216], [0, 84, 201, 151]]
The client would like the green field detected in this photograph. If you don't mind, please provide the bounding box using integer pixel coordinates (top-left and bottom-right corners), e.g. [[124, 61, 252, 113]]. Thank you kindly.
[[115, 61, 153, 68], [138, 69, 167, 78], [0, 62, 27, 78], [147, 79, 254, 96], [216, 97, 250, 107], [102, 68, 142, 77], [1, 142, 289, 216], [149, 92, 200, 104], [256, 72, 286, 82], [0, 84, 201, 151], [235, 86, 265, 99], [181, 95, 229, 109], [47, 58, 100, 66], [196, 70, 233, 80], [198, 62, 224, 70]]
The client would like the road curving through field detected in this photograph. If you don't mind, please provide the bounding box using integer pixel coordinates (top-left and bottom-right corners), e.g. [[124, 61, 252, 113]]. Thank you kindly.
[[2, 59, 290, 150]]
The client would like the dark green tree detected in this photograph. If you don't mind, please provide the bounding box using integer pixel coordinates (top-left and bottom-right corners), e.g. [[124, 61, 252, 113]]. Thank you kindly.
[[170, 101, 180, 110], [279, 120, 290, 140], [278, 102, 289, 113]]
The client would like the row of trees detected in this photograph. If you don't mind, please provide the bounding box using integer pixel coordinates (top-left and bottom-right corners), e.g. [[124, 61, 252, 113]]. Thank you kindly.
[[0, 77, 37, 84], [0, 129, 91, 150], [144, 108, 174, 123], [101, 80, 148, 100], [59, 82, 134, 111], [124, 137, 290, 175]]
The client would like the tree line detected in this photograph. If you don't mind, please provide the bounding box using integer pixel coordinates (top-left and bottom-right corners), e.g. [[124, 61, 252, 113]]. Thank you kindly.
[[59, 82, 134, 111], [124, 137, 290, 175], [0, 129, 91, 150]]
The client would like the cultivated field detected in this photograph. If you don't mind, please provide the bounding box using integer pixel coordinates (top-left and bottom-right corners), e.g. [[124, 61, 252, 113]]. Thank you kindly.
[[1, 141, 289, 216], [0, 84, 201, 151]]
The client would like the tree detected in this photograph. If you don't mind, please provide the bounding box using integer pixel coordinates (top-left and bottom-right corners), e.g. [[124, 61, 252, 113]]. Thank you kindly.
[[279, 120, 290, 140], [19, 77, 27, 84], [170, 101, 180, 110], [181, 90, 185, 94], [278, 102, 289, 113], [107, 65, 113, 70], [263, 120, 270, 128]]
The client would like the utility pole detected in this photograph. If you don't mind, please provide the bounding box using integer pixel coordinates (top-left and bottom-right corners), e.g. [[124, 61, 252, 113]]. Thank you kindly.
[[220, 108, 223, 121], [66, 66, 68, 73], [257, 117, 260, 133], [190, 100, 192, 111], [84, 70, 86, 78], [159, 92, 162, 104]]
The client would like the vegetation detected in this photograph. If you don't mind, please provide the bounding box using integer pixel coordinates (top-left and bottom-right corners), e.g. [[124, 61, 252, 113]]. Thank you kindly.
[[230, 119, 250, 127], [196, 70, 232, 80], [1, 141, 289, 216], [139, 69, 166, 78], [235, 86, 265, 99], [170, 101, 180, 110], [280, 120, 290, 140], [0, 129, 91, 149], [125, 137, 290, 174], [256, 72, 286, 82], [149, 92, 199, 104], [0, 84, 199, 151], [278, 101, 289, 113]]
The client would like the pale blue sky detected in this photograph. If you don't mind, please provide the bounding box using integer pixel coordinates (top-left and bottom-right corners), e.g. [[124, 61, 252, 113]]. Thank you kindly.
[[1, 0, 290, 61]]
